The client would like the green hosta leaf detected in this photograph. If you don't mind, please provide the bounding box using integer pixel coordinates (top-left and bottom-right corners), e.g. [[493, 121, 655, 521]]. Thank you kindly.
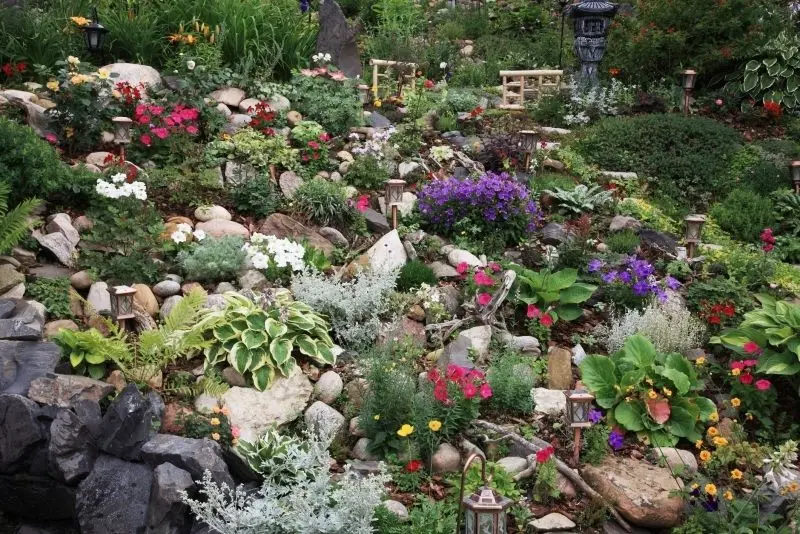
[[265, 318, 288, 339], [277, 358, 296, 377], [69, 352, 86, 368], [315, 343, 336, 365], [621, 335, 657, 369], [758, 351, 800, 375], [544, 269, 578, 291], [579, 355, 618, 409], [559, 283, 596, 304], [694, 397, 717, 422], [615, 401, 645, 431], [84, 351, 107, 365], [743, 72, 759, 92], [669, 405, 698, 438], [252, 366, 275, 391], [287, 313, 315, 331], [246, 314, 267, 331], [248, 347, 269, 371], [767, 62, 783, 77], [760, 74, 776, 91], [270, 338, 293, 366], [295, 335, 317, 357], [647, 429, 679, 447], [230, 342, 253, 374], [242, 329, 268, 350], [661, 368, 690, 395], [554, 304, 582, 321], [204, 344, 226, 366], [763, 57, 778, 68], [87, 364, 105, 380], [213, 324, 237, 342], [744, 60, 761, 72], [230, 319, 249, 333]]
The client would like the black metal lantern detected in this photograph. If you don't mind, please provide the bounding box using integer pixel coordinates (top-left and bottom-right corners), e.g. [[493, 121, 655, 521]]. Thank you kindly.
[[565, 388, 594, 464], [384, 179, 406, 230], [457, 454, 514, 534], [567, 0, 618, 88], [681, 69, 697, 115], [684, 214, 706, 259], [110, 285, 137, 326], [82, 7, 109, 54], [790, 160, 800, 194], [518, 130, 540, 170]]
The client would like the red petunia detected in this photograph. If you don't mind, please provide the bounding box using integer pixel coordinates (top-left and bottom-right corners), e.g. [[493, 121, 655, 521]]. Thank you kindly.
[[405, 459, 423, 472], [527, 305, 541, 319], [730, 361, 745, 370], [755, 379, 771, 391], [721, 304, 735, 317], [743, 359, 758, 367], [540, 313, 554, 327], [479, 383, 493, 399], [427, 368, 440, 383], [462, 382, 477, 399], [535, 446, 554, 463], [708, 315, 721, 325], [447, 365, 465, 381]]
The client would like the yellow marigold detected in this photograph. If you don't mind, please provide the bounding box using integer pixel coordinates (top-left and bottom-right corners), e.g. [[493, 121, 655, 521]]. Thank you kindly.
[[705, 483, 717, 496], [647, 390, 658, 399], [373, 414, 380, 421], [211, 432, 220, 441], [662, 387, 672, 397], [210, 418, 220, 426], [731, 368, 741, 376], [730, 397, 741, 407], [707, 426, 719, 437], [709, 411, 719, 422], [70, 16, 90, 26], [374, 99, 382, 107], [397, 424, 414, 437], [713, 436, 729, 447], [695, 356, 706, 365], [730, 469, 743, 480], [699, 450, 712, 462], [428, 420, 442, 432], [723, 490, 733, 501], [46, 80, 60, 92], [695, 439, 704, 449]]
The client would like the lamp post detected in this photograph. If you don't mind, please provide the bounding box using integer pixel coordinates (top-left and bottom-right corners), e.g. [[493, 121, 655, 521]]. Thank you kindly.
[[684, 214, 706, 259], [457, 454, 514, 534], [518, 129, 540, 171], [567, 0, 618, 88], [790, 160, 800, 194], [112, 117, 133, 162], [385, 179, 406, 230], [82, 7, 109, 55], [681, 69, 697, 116], [565, 388, 594, 465], [110, 285, 137, 329], [558, 0, 571, 69]]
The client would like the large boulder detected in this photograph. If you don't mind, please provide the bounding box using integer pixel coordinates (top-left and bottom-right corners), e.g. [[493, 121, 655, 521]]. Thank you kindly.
[[86, 281, 112, 316], [48, 408, 97, 484], [546, 347, 573, 390], [0, 472, 75, 520], [0, 340, 60, 395], [363, 208, 390, 234], [33, 230, 76, 268], [101, 63, 162, 88], [0, 299, 44, 340], [316, 0, 362, 78], [366, 229, 407, 274], [581, 455, 684, 528], [98, 384, 162, 460], [141, 434, 234, 489], [209, 87, 246, 108], [0, 265, 23, 295], [46, 213, 80, 247], [258, 213, 334, 255], [304, 401, 345, 436], [313, 370, 343, 405], [0, 394, 45, 473], [75, 454, 154, 534], [221, 368, 313, 442], [146, 462, 195, 534], [195, 220, 250, 239], [27, 374, 114, 408]]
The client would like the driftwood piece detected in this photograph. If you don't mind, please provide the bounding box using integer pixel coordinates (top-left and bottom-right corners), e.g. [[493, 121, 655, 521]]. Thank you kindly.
[[474, 419, 633, 532]]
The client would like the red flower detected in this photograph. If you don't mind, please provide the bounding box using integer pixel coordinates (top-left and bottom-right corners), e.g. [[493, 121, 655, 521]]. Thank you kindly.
[[527, 305, 541, 319], [730, 361, 745, 370], [356, 195, 370, 213], [1, 63, 13, 77], [479, 383, 493, 399], [708, 315, 721, 325], [15, 62, 27, 73], [405, 459, 423, 472], [447, 365, 465, 381], [308, 140, 320, 149], [427, 368, 441, 383], [319, 132, 331, 142], [433, 381, 449, 403], [755, 379, 771, 391], [739, 372, 753, 385], [423, 79, 434, 89], [743, 359, 758, 367], [477, 292, 492, 306], [462, 382, 477, 399], [535, 446, 555, 463], [722, 304, 735, 317], [540, 313, 554, 327], [139, 133, 152, 146], [743, 341, 761, 354], [488, 262, 501, 272]]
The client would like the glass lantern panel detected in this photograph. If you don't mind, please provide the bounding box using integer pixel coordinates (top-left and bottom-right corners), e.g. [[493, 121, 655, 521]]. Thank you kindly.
[[89, 32, 100, 48], [478, 512, 495, 534], [465, 510, 476, 534], [573, 401, 587, 423], [498, 511, 507, 534], [686, 224, 701, 240], [119, 296, 133, 316]]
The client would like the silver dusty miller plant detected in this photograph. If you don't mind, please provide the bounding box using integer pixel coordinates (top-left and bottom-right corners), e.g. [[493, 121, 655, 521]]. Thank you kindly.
[[183, 423, 390, 534], [599, 300, 706, 355]]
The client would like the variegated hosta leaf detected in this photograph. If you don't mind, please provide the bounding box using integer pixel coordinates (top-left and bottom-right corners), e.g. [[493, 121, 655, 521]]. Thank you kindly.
[[315, 344, 336, 365], [230, 342, 254, 374], [277, 358, 296, 377], [252, 366, 275, 391], [295, 335, 317, 357], [242, 329, 268, 350], [213, 324, 237, 342], [230, 318, 249, 333], [265, 317, 288, 338], [270, 338, 293, 366], [246, 313, 267, 330]]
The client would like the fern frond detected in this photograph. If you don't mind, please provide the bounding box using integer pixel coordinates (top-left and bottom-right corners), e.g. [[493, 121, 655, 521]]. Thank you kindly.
[[0, 181, 10, 215], [165, 376, 230, 399], [0, 197, 41, 255], [165, 287, 207, 333]]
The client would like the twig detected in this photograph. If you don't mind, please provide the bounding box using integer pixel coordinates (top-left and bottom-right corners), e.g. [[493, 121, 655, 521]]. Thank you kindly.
[[474, 419, 633, 532]]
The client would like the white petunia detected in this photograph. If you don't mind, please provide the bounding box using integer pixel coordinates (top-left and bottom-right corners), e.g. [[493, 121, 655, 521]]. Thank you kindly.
[[186, 60, 196, 71], [192, 229, 206, 241], [440, 62, 447, 69], [176, 223, 193, 234], [171, 231, 187, 244]]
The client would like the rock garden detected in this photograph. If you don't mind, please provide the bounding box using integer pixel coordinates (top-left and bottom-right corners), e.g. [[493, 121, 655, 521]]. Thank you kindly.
[[1, 0, 800, 532]]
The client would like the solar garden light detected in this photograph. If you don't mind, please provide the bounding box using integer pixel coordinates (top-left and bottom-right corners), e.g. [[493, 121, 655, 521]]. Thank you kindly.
[[684, 214, 706, 259], [565, 388, 595, 465], [384, 179, 406, 230], [110, 285, 137, 329], [457, 453, 514, 534], [681, 69, 697, 116], [112, 117, 133, 162], [790, 160, 800, 194], [518, 129, 540, 170], [82, 7, 109, 54]]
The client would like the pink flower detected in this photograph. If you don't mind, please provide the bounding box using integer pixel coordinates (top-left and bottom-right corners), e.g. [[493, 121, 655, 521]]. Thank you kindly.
[[149, 105, 164, 116], [755, 379, 771, 391], [231, 426, 240, 438], [488, 262, 502, 272], [447, 365, 465, 381], [743, 341, 761, 354], [730, 360, 745, 370], [139, 133, 152, 146], [715, 99, 723, 106], [165, 117, 176, 127], [433, 381, 449, 402], [462, 382, 477, 399], [467, 369, 485, 381], [319, 132, 331, 142], [151, 127, 169, 139], [427, 368, 441, 383], [477, 292, 492, 306], [329, 70, 346, 81], [185, 125, 199, 135], [308, 140, 320, 149], [540, 313, 554, 327], [473, 271, 494, 286], [134, 104, 147, 116], [456, 262, 469, 275], [479, 383, 493, 399], [356, 195, 369, 212], [45, 132, 58, 144], [526, 304, 541, 319], [743, 359, 758, 367], [180, 107, 198, 120]]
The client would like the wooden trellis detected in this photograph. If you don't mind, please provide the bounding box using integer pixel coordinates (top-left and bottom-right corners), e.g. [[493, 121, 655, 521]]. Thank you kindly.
[[499, 69, 564, 110], [369, 59, 417, 98]]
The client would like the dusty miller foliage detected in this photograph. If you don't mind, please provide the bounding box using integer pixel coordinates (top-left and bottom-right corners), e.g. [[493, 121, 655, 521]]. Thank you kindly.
[[291, 268, 398, 350], [599, 300, 706, 355], [183, 424, 390, 534]]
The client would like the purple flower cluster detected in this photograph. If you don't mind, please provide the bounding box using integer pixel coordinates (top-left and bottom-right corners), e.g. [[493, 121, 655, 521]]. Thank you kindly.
[[608, 429, 625, 450], [588, 256, 680, 302], [417, 171, 542, 242], [588, 408, 603, 424]]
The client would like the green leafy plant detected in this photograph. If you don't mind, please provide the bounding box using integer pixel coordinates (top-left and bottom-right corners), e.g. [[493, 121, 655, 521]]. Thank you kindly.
[[579, 334, 716, 446], [292, 178, 355, 226], [188, 291, 336, 390], [544, 184, 614, 216], [710, 189, 776, 243], [229, 174, 281, 218], [290, 74, 363, 136], [396, 260, 438, 293], [237, 426, 303, 479], [0, 180, 39, 255], [454, 462, 522, 503], [487, 351, 536, 415], [532, 454, 560, 503], [509, 265, 597, 325], [178, 236, 247, 283], [180, 410, 235, 448], [582, 424, 610, 466], [605, 229, 641, 255], [53, 323, 131, 379], [741, 31, 800, 109], [26, 277, 73, 319], [204, 128, 298, 171], [345, 156, 392, 191]]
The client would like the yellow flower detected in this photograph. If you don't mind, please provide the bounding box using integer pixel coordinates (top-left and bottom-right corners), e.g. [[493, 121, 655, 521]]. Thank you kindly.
[[70, 75, 84, 85], [373, 414, 380, 421], [168, 33, 184, 43], [65, 127, 74, 138], [695, 439, 704, 449], [70, 16, 90, 26], [788, 482, 800, 493], [662, 387, 672, 397], [705, 483, 717, 496], [713, 436, 729, 447], [723, 490, 733, 501], [374, 99, 382, 107], [397, 424, 414, 437], [184, 34, 197, 45], [699, 450, 711, 462], [46, 80, 59, 92], [731, 368, 741, 376], [709, 411, 719, 422], [731, 397, 741, 407], [691, 483, 699, 490], [730, 469, 743, 480], [67, 55, 80, 66], [96, 69, 109, 80], [647, 390, 658, 399], [745, 412, 753, 421], [625, 385, 634, 392], [428, 420, 442, 432], [210, 418, 221, 426], [695, 356, 706, 365], [707, 426, 719, 437], [211, 432, 220, 441]]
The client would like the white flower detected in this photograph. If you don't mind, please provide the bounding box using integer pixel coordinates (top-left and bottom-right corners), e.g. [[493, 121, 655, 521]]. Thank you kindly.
[[186, 60, 196, 71], [171, 231, 187, 244], [67, 55, 80, 66], [111, 172, 127, 184], [176, 223, 193, 234], [323, 53, 331, 62], [192, 229, 206, 241], [440, 62, 447, 69]]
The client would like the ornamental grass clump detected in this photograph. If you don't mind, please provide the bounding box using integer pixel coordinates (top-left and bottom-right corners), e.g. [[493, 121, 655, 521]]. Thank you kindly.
[[417, 171, 542, 246]]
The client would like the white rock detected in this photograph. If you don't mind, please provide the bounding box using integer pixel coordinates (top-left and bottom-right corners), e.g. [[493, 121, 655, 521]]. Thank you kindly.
[[428, 261, 459, 279], [152, 280, 181, 298], [101, 63, 162, 88], [349, 416, 366, 437], [33, 231, 76, 268], [194, 205, 232, 222], [0, 283, 25, 300], [398, 161, 420, 178], [314, 370, 343, 404], [456, 325, 492, 359], [351, 437, 379, 461], [238, 97, 261, 113], [267, 94, 290, 112], [382, 500, 409, 521], [194, 393, 220, 413], [304, 401, 345, 437], [496, 456, 529, 477], [195, 220, 250, 239], [529, 512, 576, 532], [366, 229, 407, 274], [378, 192, 417, 218], [87, 282, 111, 316], [209, 87, 246, 108], [1, 89, 36, 102], [215, 103, 232, 117], [46, 213, 80, 247], [447, 249, 482, 268], [572, 343, 587, 366], [532, 388, 566, 415]]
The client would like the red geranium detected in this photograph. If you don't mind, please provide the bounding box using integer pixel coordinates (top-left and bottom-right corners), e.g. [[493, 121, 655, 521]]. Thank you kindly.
[[405, 459, 423, 472], [535, 446, 555, 463]]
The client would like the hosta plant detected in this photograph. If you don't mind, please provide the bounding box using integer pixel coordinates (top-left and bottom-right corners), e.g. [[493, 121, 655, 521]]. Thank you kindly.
[[237, 426, 304, 480], [189, 292, 335, 390], [54, 323, 131, 379], [741, 31, 800, 110], [579, 334, 716, 446], [712, 294, 800, 376], [508, 265, 596, 325], [543, 184, 614, 216]]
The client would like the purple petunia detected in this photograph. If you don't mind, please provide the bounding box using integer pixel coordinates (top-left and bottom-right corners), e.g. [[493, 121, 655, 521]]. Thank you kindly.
[[602, 271, 618, 283], [588, 259, 604, 273], [664, 275, 681, 290], [588, 408, 603, 423], [590, 254, 676, 302], [632, 279, 650, 296], [608, 429, 625, 450]]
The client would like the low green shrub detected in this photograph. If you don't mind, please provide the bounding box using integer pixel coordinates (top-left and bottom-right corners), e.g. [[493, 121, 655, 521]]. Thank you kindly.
[[710, 189, 775, 243], [487, 352, 536, 415], [345, 156, 392, 191], [574, 114, 741, 208], [291, 74, 362, 136], [229, 175, 281, 218], [396, 260, 438, 293], [530, 174, 576, 196], [292, 178, 353, 227], [605, 229, 640, 254], [178, 236, 247, 283], [26, 277, 73, 319]]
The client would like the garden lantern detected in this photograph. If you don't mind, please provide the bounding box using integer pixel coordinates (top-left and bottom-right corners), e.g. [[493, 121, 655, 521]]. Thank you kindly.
[[457, 454, 514, 534], [681, 69, 697, 116], [565, 388, 594, 464], [684, 214, 706, 259], [518, 130, 540, 170], [110, 285, 137, 327], [385, 179, 406, 230], [790, 160, 800, 194], [112, 116, 133, 162], [567, 0, 618, 88], [82, 7, 109, 54]]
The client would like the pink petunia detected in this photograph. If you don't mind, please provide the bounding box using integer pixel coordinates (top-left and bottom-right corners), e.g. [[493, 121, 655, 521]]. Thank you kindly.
[[134, 104, 147, 116], [356, 195, 369, 213], [45, 132, 58, 144], [743, 341, 761, 354], [180, 107, 199, 120], [479, 383, 493, 399], [231, 426, 241, 438], [730, 360, 745, 370], [527, 304, 541, 319], [743, 359, 758, 367], [149, 105, 164, 116], [473, 270, 494, 286], [456, 262, 469, 275], [447, 365, 465, 381], [488, 262, 502, 272], [151, 127, 169, 139], [462, 382, 477, 399], [165, 117, 176, 127], [139, 133, 152, 146], [185, 125, 199, 135], [739, 372, 753, 385], [427, 368, 441, 383], [755, 379, 771, 391], [477, 292, 492, 306], [137, 115, 151, 125]]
